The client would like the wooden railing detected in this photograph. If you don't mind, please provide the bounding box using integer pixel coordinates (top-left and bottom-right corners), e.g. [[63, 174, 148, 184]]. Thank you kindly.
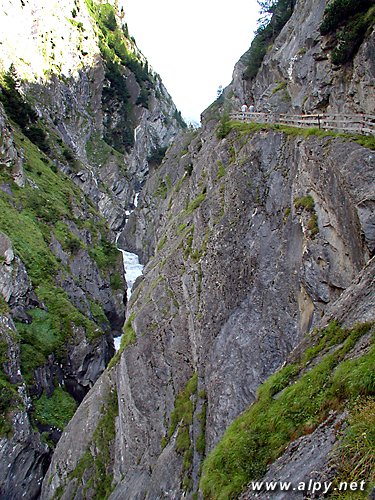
[[229, 112, 375, 136]]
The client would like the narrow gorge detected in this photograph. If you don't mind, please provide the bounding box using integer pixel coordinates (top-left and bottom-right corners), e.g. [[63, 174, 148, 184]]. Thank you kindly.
[[0, 0, 374, 499]]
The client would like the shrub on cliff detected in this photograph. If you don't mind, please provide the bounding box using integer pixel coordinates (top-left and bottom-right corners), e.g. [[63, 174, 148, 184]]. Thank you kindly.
[[243, 0, 296, 80], [0, 65, 49, 152], [320, 0, 375, 65]]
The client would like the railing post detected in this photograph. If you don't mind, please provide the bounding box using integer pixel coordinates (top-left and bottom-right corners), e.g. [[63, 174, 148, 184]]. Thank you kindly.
[[318, 115, 321, 129]]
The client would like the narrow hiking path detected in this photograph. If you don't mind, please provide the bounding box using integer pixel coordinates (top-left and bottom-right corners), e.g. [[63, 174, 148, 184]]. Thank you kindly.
[[230, 112, 375, 136]]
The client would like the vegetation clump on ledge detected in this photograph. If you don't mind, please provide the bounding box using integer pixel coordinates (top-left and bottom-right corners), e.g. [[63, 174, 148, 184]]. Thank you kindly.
[[294, 195, 319, 238], [217, 119, 375, 150], [162, 372, 199, 492], [242, 0, 297, 80], [320, 0, 375, 65], [33, 386, 77, 430], [108, 312, 137, 369], [200, 321, 374, 499]]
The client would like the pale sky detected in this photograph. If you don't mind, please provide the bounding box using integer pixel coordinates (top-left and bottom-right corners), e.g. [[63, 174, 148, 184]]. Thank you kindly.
[[123, 0, 259, 124]]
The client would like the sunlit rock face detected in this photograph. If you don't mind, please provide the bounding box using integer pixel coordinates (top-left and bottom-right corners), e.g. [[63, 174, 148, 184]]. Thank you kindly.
[[0, 0, 183, 233], [0, 0, 99, 81]]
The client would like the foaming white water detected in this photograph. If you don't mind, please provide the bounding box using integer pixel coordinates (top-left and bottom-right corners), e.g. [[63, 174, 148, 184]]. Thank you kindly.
[[114, 194, 143, 351]]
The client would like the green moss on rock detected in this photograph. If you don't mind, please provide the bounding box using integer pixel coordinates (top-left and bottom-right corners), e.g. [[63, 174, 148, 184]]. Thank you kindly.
[[200, 322, 374, 499], [33, 386, 77, 430]]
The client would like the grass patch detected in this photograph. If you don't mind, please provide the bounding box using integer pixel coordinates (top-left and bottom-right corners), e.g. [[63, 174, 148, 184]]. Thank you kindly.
[[107, 313, 136, 369], [33, 386, 77, 430], [85, 132, 125, 170], [88, 237, 119, 270], [283, 206, 291, 223], [163, 372, 198, 493], [294, 195, 315, 211], [272, 81, 287, 94], [352, 134, 375, 150], [216, 115, 232, 140], [196, 400, 207, 456], [200, 322, 374, 499], [110, 271, 123, 291], [294, 195, 319, 238], [227, 121, 375, 150], [18, 291, 103, 384], [0, 128, 87, 285], [186, 189, 207, 215], [54, 221, 83, 254], [0, 197, 59, 285], [17, 308, 65, 367], [89, 300, 109, 327], [216, 160, 226, 179], [166, 372, 198, 445], [156, 235, 167, 253], [177, 223, 187, 234], [301, 320, 346, 364], [155, 177, 169, 199], [331, 398, 375, 497], [37, 285, 102, 342], [0, 295, 10, 315]]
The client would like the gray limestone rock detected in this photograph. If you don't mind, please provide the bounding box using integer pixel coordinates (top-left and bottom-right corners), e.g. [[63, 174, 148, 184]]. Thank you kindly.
[[0, 106, 25, 187], [228, 0, 374, 116], [0, 315, 50, 500], [43, 123, 374, 498], [240, 256, 375, 499]]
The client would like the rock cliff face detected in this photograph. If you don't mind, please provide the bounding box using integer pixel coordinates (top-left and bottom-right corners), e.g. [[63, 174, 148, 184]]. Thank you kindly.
[[0, 0, 184, 498], [237, 256, 375, 500], [47, 121, 373, 498], [228, 0, 374, 115], [1, 0, 374, 499]]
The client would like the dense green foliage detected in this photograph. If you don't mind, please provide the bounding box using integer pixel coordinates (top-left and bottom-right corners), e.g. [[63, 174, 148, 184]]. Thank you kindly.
[[243, 0, 296, 80], [33, 386, 77, 430], [320, 0, 375, 65], [320, 0, 373, 34], [200, 322, 374, 498], [0, 66, 49, 152]]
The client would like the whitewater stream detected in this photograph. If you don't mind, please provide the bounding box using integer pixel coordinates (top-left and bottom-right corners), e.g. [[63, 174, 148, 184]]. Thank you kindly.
[[114, 194, 143, 351]]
